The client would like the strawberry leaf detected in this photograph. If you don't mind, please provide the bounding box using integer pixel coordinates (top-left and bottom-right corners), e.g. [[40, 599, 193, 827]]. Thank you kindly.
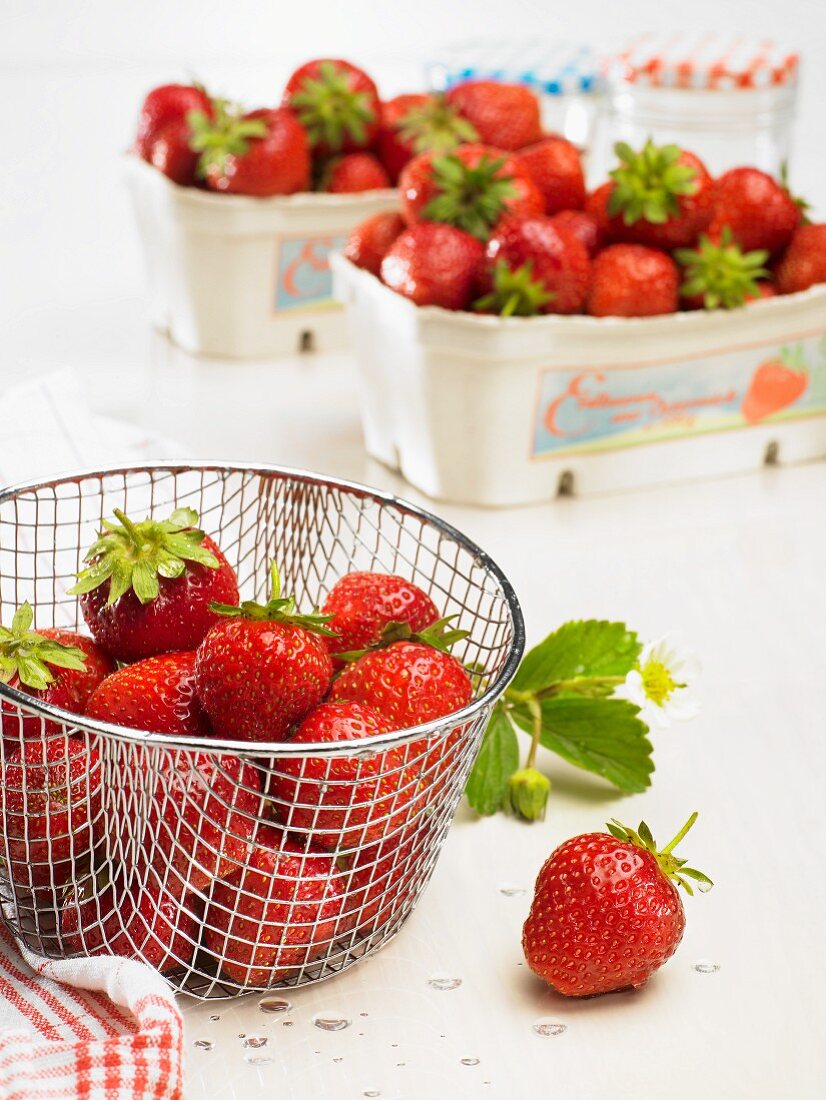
[[0, 602, 88, 691], [511, 620, 641, 695], [465, 704, 520, 815]]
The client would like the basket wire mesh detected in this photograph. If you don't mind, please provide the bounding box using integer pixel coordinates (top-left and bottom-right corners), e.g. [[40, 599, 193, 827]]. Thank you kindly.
[[0, 465, 524, 998]]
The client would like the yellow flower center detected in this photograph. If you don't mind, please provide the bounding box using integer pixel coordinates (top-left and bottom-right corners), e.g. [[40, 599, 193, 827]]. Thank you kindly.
[[641, 660, 682, 707]]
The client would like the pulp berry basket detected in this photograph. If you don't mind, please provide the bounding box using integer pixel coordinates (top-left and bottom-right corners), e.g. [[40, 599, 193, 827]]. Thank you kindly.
[[0, 464, 524, 999]]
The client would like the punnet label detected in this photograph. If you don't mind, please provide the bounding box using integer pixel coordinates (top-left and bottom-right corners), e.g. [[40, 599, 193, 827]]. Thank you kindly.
[[273, 234, 347, 313], [532, 331, 826, 458]]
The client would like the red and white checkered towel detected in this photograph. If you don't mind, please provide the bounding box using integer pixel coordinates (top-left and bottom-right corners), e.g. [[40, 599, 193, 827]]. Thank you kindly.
[[0, 923, 183, 1100]]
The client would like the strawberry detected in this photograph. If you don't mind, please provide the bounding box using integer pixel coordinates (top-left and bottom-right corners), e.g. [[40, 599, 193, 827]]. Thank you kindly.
[[517, 137, 586, 215], [194, 562, 335, 742], [742, 346, 809, 425], [606, 140, 714, 249], [135, 83, 213, 161], [321, 572, 439, 663], [475, 217, 591, 316], [399, 144, 543, 241], [69, 506, 239, 664], [708, 167, 801, 256], [283, 59, 379, 156], [380, 223, 485, 310], [267, 701, 417, 850], [343, 211, 406, 277], [61, 872, 199, 974], [584, 181, 616, 243], [321, 152, 390, 193], [191, 103, 311, 196], [0, 603, 113, 751], [523, 814, 711, 997], [203, 823, 349, 986], [344, 826, 427, 931], [377, 94, 477, 184], [548, 210, 603, 257], [775, 224, 826, 294], [147, 118, 200, 186], [587, 244, 680, 318], [85, 652, 207, 736], [445, 81, 542, 152], [675, 229, 770, 310], [0, 736, 101, 898]]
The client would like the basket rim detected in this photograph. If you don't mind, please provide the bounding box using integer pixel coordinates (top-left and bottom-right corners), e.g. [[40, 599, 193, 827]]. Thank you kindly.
[[0, 461, 526, 757]]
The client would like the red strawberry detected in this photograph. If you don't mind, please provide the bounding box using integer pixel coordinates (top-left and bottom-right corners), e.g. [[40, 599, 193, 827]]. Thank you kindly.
[[381, 223, 485, 310], [775, 224, 826, 294], [85, 652, 207, 736], [283, 59, 379, 156], [587, 244, 680, 318], [0, 603, 114, 751], [548, 210, 603, 257], [377, 93, 478, 183], [475, 217, 591, 316], [135, 83, 213, 160], [193, 105, 311, 197], [321, 152, 390, 193], [742, 347, 809, 425], [70, 506, 239, 664], [267, 701, 417, 850], [518, 137, 586, 215], [344, 826, 427, 931], [709, 167, 801, 256], [606, 140, 714, 249], [399, 144, 543, 241], [523, 814, 711, 997], [147, 118, 200, 186], [584, 181, 616, 243], [322, 572, 439, 663], [675, 229, 770, 310], [203, 823, 349, 986], [343, 211, 406, 277], [0, 736, 101, 898], [445, 81, 542, 152], [194, 562, 334, 742], [61, 872, 199, 974]]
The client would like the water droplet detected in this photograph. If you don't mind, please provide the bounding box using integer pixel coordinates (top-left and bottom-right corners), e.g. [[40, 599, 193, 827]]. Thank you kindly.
[[238, 1033, 246, 1039], [313, 1013, 351, 1032], [396, 1062, 406, 1067], [697, 879, 713, 894], [333, 1057, 343, 1063], [497, 884, 526, 897], [363, 1091, 381, 1098], [282, 1021, 294, 1028], [193, 1039, 213, 1051], [209, 1014, 220, 1022], [533, 1018, 567, 1037], [692, 960, 720, 974], [245, 1055, 274, 1067], [427, 976, 462, 991], [359, 1011, 368, 1017], [260, 996, 292, 1014], [461, 1057, 480, 1067], [243, 1036, 268, 1049]]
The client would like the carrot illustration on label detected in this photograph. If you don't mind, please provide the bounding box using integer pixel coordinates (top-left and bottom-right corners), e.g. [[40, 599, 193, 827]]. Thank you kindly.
[[742, 344, 809, 425]]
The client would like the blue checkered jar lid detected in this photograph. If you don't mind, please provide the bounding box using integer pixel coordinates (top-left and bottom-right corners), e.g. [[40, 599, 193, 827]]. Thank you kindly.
[[428, 40, 601, 95]]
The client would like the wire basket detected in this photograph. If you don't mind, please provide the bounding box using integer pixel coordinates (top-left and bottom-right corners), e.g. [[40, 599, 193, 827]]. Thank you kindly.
[[0, 464, 524, 999]]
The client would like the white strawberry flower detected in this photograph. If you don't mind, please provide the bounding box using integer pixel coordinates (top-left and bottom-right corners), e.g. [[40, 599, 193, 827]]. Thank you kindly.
[[620, 633, 700, 729]]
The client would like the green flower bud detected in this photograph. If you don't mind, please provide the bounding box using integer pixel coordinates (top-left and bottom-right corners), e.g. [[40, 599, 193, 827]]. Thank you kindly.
[[504, 767, 551, 822]]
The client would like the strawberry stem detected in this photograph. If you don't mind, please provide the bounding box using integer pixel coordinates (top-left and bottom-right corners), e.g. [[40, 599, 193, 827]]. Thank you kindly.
[[112, 508, 145, 551], [661, 810, 698, 854]]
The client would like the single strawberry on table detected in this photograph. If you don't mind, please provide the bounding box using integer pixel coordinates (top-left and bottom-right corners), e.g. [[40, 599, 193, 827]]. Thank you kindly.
[[587, 244, 680, 318], [523, 813, 712, 997], [283, 59, 380, 155], [399, 144, 543, 241], [203, 822, 350, 987], [85, 651, 208, 737], [322, 571, 440, 663], [518, 136, 586, 215], [134, 83, 213, 161], [377, 93, 478, 183], [742, 346, 809, 425], [343, 211, 406, 277], [194, 561, 335, 742], [774, 223, 826, 294], [445, 80, 542, 152], [675, 229, 770, 310], [320, 152, 390, 194], [69, 506, 239, 664], [708, 166, 801, 256], [474, 216, 591, 316], [380, 223, 485, 310]]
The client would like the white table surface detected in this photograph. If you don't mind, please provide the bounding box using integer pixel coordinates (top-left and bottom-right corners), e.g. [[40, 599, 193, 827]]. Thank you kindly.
[[1, 298, 825, 1100]]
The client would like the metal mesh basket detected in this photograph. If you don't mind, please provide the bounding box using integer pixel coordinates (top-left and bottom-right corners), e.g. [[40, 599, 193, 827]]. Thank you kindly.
[[0, 464, 524, 998]]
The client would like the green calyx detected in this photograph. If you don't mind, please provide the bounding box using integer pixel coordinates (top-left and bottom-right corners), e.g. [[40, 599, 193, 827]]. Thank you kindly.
[[398, 95, 478, 155], [504, 766, 550, 822], [474, 259, 554, 317], [334, 615, 469, 664], [422, 153, 518, 241], [608, 139, 698, 226], [289, 60, 376, 150], [210, 561, 337, 637], [188, 99, 268, 179], [0, 603, 88, 691], [606, 811, 713, 896], [675, 228, 769, 310], [68, 507, 219, 607]]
